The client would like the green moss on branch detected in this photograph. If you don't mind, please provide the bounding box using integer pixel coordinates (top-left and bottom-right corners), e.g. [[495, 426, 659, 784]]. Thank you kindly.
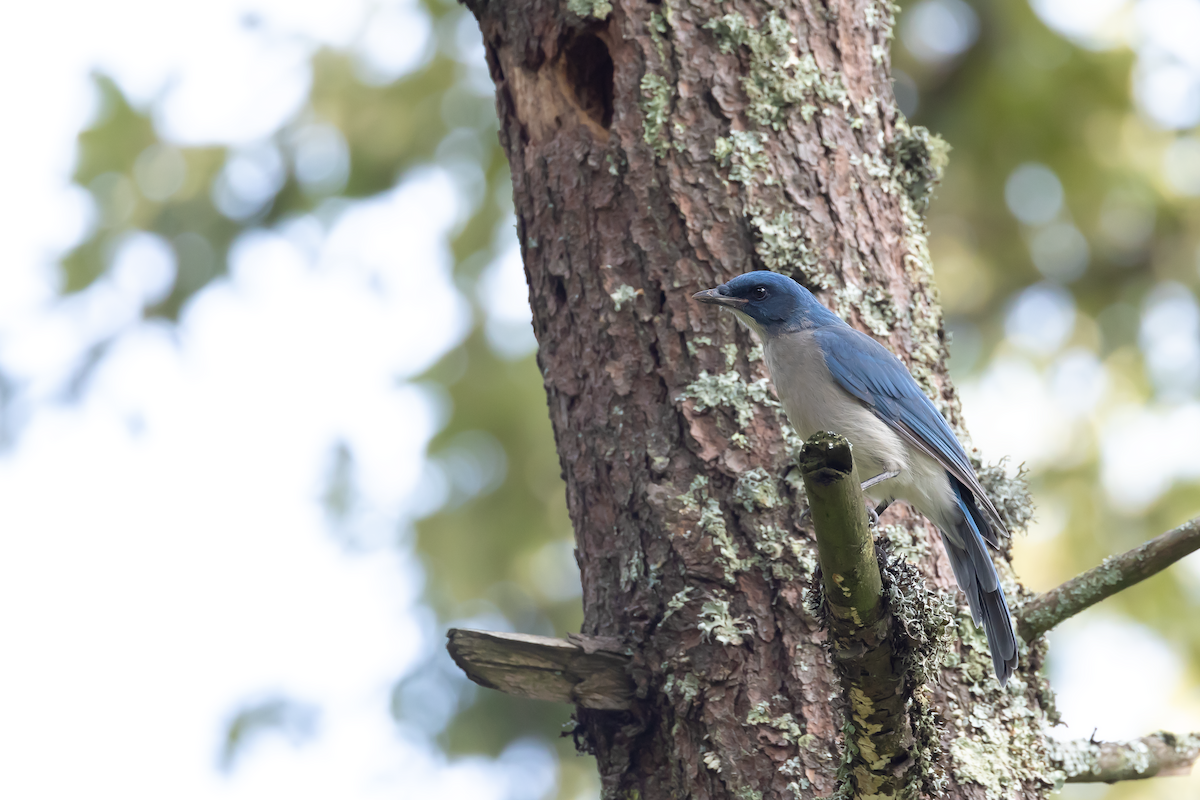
[[799, 433, 881, 616]]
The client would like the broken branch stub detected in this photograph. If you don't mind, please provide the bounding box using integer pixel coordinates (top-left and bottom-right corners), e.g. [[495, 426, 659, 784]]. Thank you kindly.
[[446, 628, 634, 711]]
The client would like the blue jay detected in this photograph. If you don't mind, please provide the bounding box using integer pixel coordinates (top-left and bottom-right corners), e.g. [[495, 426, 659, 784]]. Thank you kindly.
[[694, 270, 1017, 686]]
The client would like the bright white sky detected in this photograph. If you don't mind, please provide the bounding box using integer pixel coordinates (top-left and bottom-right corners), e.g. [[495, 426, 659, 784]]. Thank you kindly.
[[0, 2, 556, 799], [0, 2, 1197, 799]]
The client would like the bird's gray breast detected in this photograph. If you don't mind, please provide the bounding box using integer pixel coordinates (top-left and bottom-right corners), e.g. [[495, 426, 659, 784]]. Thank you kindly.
[[763, 330, 909, 480], [763, 330, 850, 439]]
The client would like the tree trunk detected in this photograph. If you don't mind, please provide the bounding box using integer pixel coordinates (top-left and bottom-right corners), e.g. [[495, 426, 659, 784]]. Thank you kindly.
[[463, 0, 1054, 797]]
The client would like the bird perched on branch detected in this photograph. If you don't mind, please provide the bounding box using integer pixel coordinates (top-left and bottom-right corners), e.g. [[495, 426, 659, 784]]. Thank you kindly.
[[694, 270, 1017, 686]]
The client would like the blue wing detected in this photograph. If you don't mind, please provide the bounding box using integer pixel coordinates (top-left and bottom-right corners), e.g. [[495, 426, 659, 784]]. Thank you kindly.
[[812, 324, 1007, 544]]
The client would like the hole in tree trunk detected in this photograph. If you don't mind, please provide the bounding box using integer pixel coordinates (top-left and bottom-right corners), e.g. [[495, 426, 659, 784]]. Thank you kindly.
[[562, 33, 614, 131], [552, 275, 569, 307]]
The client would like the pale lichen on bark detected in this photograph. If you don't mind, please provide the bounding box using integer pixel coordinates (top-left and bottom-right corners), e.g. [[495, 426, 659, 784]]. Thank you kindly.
[[640, 72, 674, 157], [679, 370, 781, 429], [566, 0, 612, 21], [704, 11, 834, 128], [714, 130, 772, 185], [610, 283, 640, 310], [732, 466, 782, 511]]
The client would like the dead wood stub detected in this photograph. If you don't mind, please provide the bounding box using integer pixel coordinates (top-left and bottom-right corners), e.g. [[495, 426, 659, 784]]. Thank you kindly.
[[446, 628, 635, 711]]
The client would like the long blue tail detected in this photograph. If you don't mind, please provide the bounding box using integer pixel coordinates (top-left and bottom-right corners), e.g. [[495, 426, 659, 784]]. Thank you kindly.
[[940, 478, 1018, 687]]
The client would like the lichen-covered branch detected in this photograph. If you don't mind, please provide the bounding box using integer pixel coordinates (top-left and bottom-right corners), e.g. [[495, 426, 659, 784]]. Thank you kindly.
[[1048, 732, 1200, 784], [446, 629, 634, 710], [1018, 517, 1200, 641], [798, 432, 911, 799]]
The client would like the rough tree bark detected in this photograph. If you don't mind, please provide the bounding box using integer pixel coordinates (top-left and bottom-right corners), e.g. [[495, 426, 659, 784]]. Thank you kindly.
[[456, 1, 1193, 798]]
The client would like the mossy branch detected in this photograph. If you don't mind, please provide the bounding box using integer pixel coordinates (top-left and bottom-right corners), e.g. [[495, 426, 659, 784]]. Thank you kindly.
[[798, 432, 911, 799], [1018, 516, 1200, 641], [1050, 731, 1200, 783], [446, 629, 634, 710], [799, 432, 882, 617]]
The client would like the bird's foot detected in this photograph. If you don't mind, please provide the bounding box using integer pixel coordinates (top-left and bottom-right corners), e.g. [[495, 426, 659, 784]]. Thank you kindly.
[[866, 500, 892, 528]]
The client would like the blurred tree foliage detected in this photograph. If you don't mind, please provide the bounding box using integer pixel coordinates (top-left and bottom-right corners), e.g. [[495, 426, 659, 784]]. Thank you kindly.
[[901, 0, 1200, 676], [54, 1, 1200, 798]]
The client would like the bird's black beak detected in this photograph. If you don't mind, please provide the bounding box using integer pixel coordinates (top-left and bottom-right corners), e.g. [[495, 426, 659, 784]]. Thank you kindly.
[[693, 286, 747, 309]]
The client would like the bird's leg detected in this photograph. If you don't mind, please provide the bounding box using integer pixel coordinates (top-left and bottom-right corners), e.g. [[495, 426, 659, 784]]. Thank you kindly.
[[860, 470, 900, 492], [860, 472, 898, 528]]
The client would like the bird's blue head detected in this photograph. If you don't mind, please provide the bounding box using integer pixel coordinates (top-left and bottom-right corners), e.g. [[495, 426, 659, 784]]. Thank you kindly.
[[693, 271, 842, 336]]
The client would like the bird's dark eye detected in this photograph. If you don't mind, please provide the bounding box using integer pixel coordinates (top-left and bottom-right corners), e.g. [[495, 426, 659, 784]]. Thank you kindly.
[[751, 286, 768, 300]]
